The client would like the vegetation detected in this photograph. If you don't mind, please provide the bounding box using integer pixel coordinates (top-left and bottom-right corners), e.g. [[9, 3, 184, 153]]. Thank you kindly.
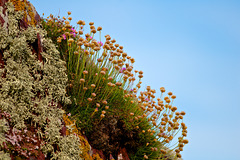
[[40, 12, 189, 160], [0, 1, 189, 159], [0, 2, 81, 159]]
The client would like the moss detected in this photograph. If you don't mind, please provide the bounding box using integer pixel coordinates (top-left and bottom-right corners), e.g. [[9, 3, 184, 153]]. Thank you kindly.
[[0, 111, 11, 159], [0, 151, 11, 160], [51, 134, 82, 160], [0, 2, 81, 159], [0, 117, 10, 146]]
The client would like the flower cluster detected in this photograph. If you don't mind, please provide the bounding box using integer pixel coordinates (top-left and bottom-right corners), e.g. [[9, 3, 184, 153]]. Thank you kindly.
[[41, 12, 188, 160]]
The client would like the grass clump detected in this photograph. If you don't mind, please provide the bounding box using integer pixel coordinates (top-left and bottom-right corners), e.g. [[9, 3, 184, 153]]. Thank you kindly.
[[41, 12, 189, 160]]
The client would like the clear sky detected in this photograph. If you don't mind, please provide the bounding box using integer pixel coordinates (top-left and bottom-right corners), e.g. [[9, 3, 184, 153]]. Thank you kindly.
[[30, 0, 240, 159]]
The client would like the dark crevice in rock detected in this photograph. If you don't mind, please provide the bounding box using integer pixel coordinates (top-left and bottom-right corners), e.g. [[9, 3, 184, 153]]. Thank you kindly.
[[88, 115, 139, 159]]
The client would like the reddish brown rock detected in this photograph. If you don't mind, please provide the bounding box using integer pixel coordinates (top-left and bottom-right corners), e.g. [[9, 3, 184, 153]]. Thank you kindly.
[[118, 148, 130, 160], [0, 50, 4, 69]]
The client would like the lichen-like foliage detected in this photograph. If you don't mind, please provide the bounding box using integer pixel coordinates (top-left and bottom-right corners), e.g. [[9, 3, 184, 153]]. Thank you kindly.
[[51, 134, 81, 160], [0, 151, 11, 160], [62, 114, 103, 160], [0, 2, 82, 159], [9, 0, 38, 26], [0, 113, 10, 146]]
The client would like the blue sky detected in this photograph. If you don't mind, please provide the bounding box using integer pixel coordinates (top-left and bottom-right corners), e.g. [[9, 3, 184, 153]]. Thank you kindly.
[[30, 0, 240, 159]]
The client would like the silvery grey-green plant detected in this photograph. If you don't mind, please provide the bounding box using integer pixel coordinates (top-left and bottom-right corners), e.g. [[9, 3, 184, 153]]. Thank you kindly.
[[0, 2, 82, 159]]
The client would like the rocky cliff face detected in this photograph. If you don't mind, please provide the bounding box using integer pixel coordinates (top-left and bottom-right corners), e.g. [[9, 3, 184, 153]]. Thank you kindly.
[[0, 1, 82, 159]]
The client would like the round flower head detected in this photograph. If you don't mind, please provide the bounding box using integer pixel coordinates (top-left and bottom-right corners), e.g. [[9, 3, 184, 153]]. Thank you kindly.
[[83, 70, 88, 75], [98, 41, 103, 46], [87, 98, 92, 102], [102, 100, 107, 105], [62, 34, 66, 40], [97, 26, 102, 31], [68, 38, 74, 43]]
